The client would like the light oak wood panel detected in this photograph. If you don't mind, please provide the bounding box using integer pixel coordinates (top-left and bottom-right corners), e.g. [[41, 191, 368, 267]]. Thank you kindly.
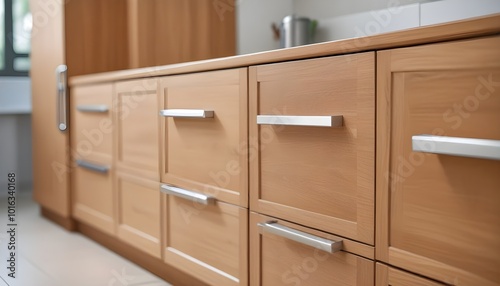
[[376, 263, 446, 286], [73, 164, 115, 236], [30, 0, 70, 218], [116, 172, 161, 259], [65, 0, 129, 77], [159, 69, 248, 207], [250, 213, 374, 286], [70, 14, 500, 86], [114, 78, 160, 180], [376, 36, 500, 286], [249, 53, 375, 244], [162, 194, 248, 286], [127, 0, 236, 68], [71, 83, 114, 164]]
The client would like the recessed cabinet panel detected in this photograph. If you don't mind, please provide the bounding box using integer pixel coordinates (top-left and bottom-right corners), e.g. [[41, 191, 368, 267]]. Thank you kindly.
[[71, 83, 114, 163], [116, 172, 161, 258], [249, 53, 375, 244], [377, 36, 500, 286], [115, 78, 159, 180], [250, 213, 374, 286], [163, 194, 248, 286], [159, 69, 248, 207]]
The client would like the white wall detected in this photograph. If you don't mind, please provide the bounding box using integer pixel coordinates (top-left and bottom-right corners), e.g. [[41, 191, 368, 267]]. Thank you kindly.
[[293, 0, 436, 19], [420, 0, 500, 25], [0, 77, 33, 193]]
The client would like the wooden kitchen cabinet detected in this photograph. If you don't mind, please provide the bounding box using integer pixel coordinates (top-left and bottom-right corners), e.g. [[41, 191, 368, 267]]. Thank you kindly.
[[162, 193, 248, 286], [376, 36, 500, 286], [159, 69, 248, 207], [250, 213, 374, 286], [31, 0, 234, 226], [376, 264, 446, 286], [249, 53, 375, 244], [71, 83, 116, 235], [114, 78, 161, 257]]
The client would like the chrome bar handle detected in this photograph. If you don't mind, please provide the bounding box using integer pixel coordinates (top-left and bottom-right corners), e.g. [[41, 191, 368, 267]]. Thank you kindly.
[[257, 115, 343, 127], [76, 160, 109, 173], [412, 135, 500, 161], [160, 109, 214, 118], [56, 65, 68, 131], [258, 221, 343, 253], [77, 105, 109, 113], [160, 184, 215, 205]]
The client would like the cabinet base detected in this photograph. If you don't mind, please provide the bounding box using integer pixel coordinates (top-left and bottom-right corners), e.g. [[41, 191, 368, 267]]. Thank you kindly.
[[40, 207, 76, 231]]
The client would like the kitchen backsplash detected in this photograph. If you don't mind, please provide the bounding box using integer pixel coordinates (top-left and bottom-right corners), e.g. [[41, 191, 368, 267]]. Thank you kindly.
[[237, 0, 500, 55]]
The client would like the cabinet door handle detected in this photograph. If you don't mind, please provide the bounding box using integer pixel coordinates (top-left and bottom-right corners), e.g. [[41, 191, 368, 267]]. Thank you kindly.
[[77, 105, 109, 113], [56, 65, 68, 131], [160, 184, 215, 205], [258, 221, 343, 253], [76, 160, 109, 173], [412, 135, 500, 161], [160, 109, 214, 118], [257, 115, 343, 127]]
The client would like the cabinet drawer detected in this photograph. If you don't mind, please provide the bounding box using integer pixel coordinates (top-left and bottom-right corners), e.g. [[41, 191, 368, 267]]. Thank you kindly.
[[115, 79, 159, 180], [249, 53, 375, 244], [159, 68, 248, 207], [73, 160, 115, 235], [377, 36, 500, 286], [162, 190, 248, 286], [116, 172, 161, 258], [376, 263, 446, 286], [71, 83, 113, 163], [250, 213, 374, 286]]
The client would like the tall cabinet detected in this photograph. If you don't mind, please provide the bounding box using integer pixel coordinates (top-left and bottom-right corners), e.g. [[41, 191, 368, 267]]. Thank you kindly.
[[30, 0, 129, 225]]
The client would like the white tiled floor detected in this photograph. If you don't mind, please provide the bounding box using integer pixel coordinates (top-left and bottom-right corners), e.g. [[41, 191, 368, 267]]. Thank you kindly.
[[0, 192, 171, 286]]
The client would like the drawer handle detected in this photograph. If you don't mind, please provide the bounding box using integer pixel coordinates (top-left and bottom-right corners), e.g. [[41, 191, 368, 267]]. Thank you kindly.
[[76, 160, 109, 173], [160, 109, 214, 118], [257, 115, 343, 127], [412, 135, 500, 161], [77, 105, 109, 113], [258, 221, 343, 253], [160, 184, 215, 205]]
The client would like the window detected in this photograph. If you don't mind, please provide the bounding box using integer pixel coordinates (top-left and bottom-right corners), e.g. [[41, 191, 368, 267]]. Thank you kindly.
[[1, 0, 31, 76]]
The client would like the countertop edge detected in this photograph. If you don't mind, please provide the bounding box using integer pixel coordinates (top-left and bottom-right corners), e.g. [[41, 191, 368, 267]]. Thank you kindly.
[[69, 13, 500, 86]]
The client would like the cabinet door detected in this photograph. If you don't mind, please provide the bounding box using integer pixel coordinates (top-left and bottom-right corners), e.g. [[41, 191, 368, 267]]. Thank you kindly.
[[159, 69, 248, 207], [30, 0, 70, 219], [249, 53, 375, 244], [71, 83, 114, 163], [250, 213, 374, 286], [73, 161, 115, 235], [116, 172, 161, 258], [115, 78, 159, 180], [162, 193, 248, 286], [377, 36, 500, 286], [376, 264, 446, 286]]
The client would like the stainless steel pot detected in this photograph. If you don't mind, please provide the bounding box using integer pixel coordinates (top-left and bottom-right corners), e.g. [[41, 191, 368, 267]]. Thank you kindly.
[[273, 15, 317, 48]]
